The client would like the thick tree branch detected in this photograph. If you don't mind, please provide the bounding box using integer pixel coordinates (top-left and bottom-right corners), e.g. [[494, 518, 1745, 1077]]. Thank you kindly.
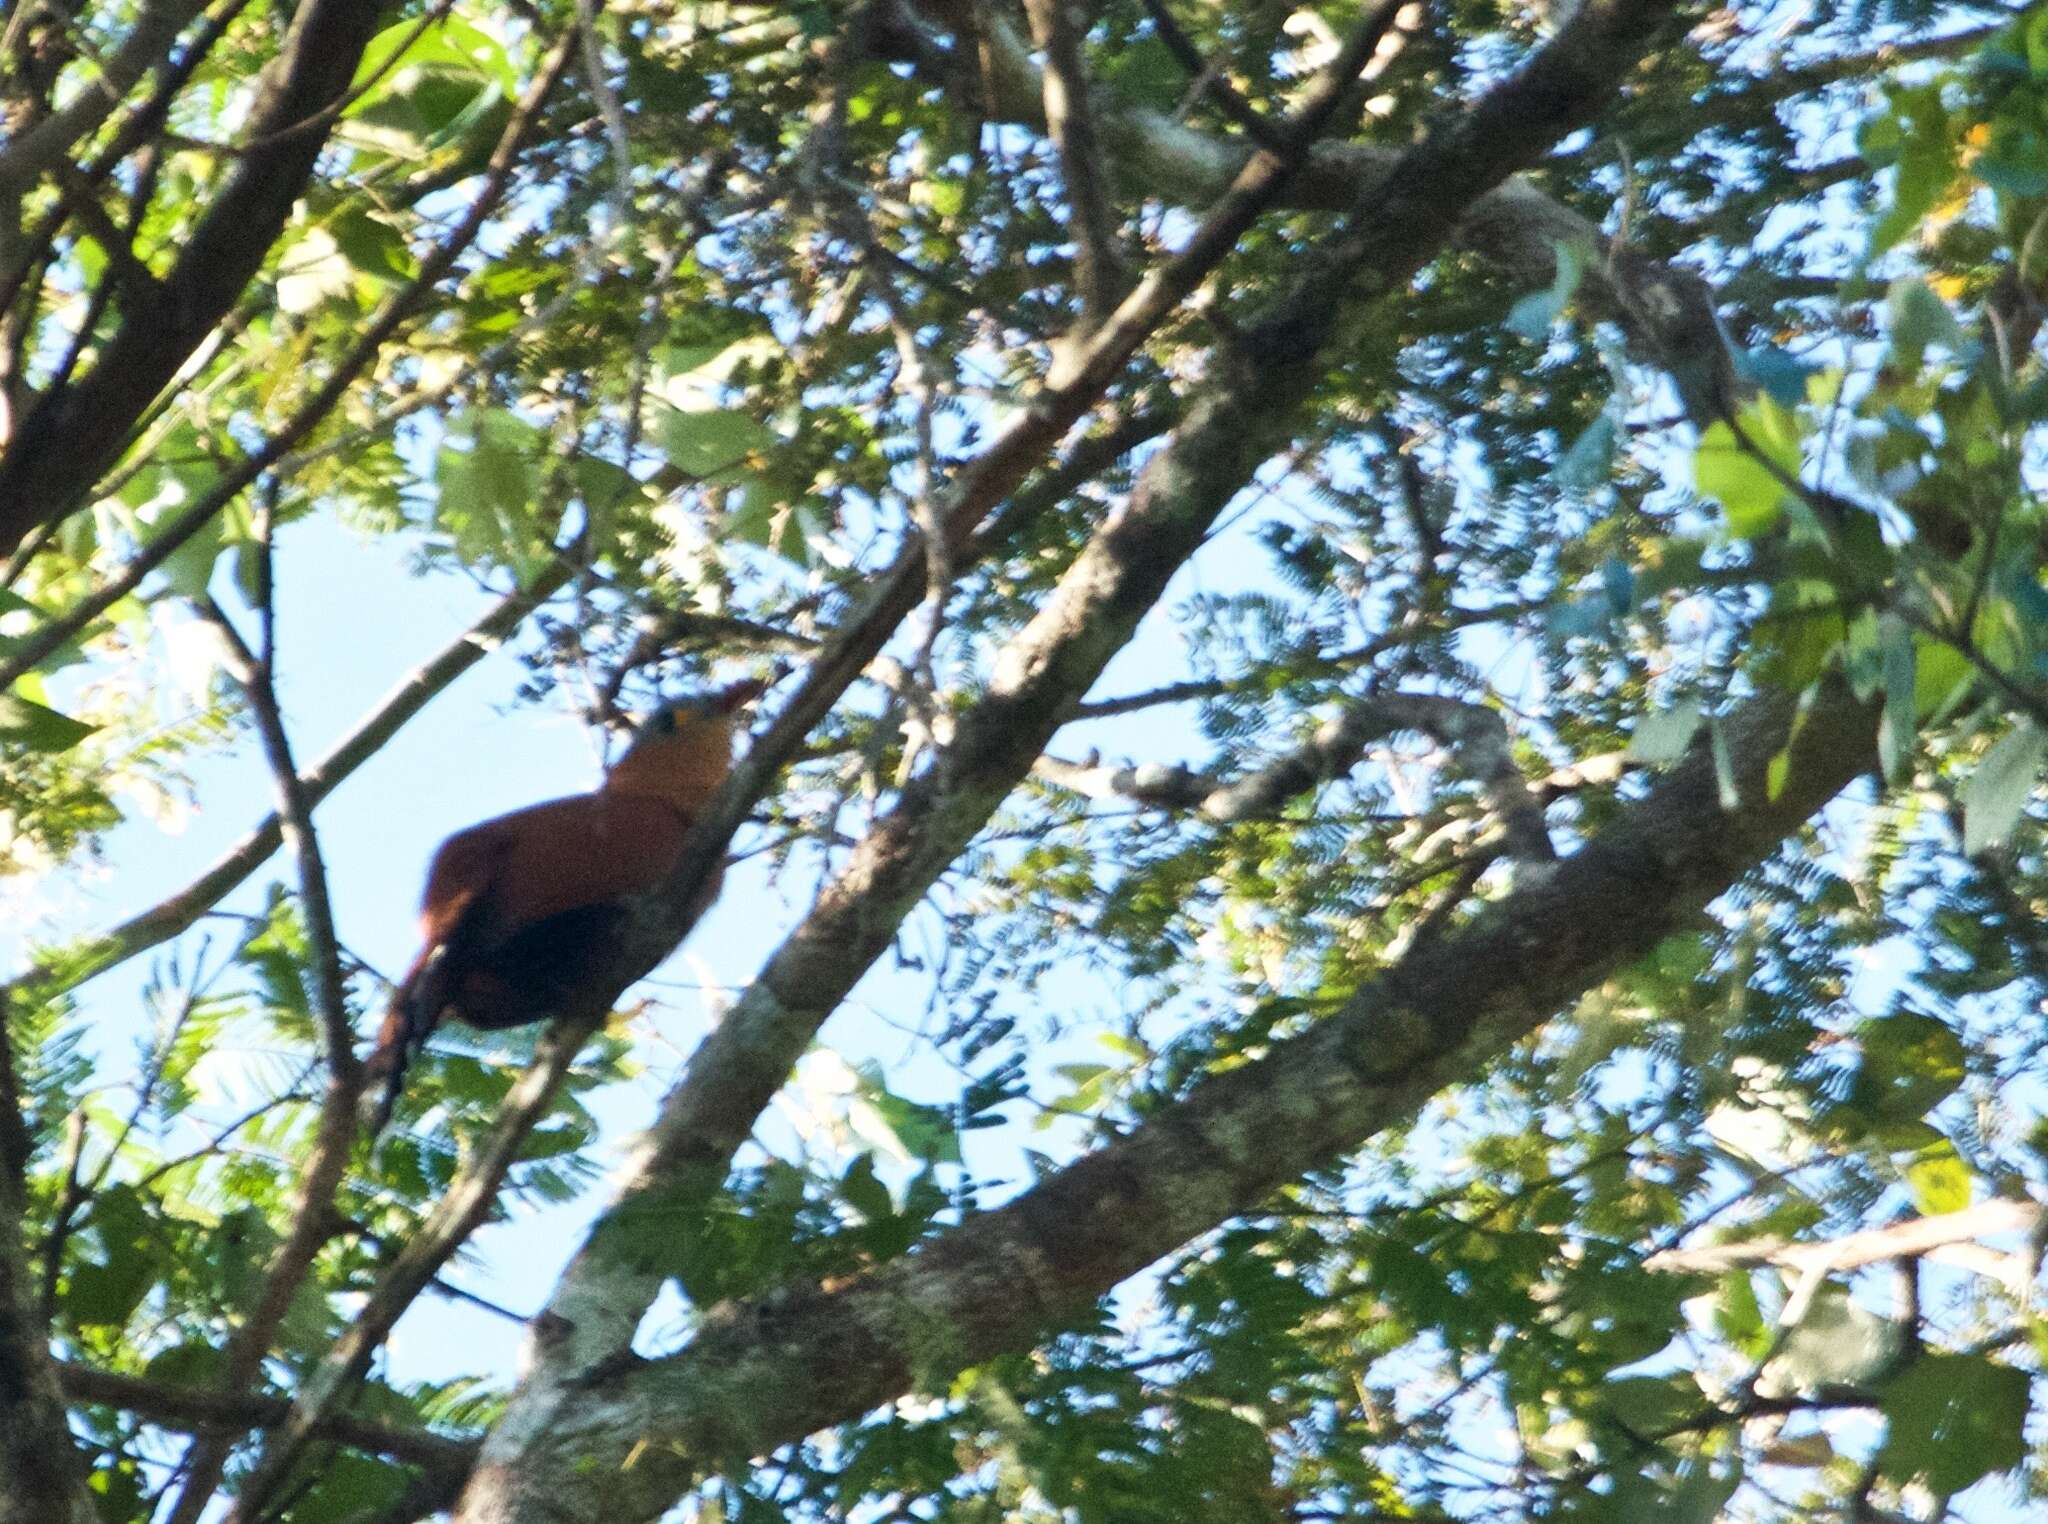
[[0, 0, 208, 198], [479, 678, 1881, 1524], [875, 0, 1734, 425], [431, 15, 1440, 1390], [0, 1135, 96, 1523], [458, 4, 1678, 1518], [1021, 0, 1123, 316]]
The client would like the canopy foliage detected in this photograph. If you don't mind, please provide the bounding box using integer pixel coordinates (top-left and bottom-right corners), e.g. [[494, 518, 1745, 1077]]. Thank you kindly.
[[1, 0, 2046, 1521]]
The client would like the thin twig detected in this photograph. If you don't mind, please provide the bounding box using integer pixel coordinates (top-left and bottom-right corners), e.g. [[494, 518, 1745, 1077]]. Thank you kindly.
[[194, 587, 353, 1074], [1137, 0, 1286, 150]]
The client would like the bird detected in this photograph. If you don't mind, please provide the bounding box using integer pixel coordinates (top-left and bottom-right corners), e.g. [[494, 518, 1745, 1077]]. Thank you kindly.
[[364, 679, 764, 1135]]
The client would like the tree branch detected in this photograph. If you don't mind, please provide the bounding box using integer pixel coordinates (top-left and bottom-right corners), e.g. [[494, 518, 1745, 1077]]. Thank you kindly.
[[1021, 0, 1123, 317], [53, 1359, 477, 1475], [0, 1124, 96, 1523], [470, 677, 1879, 1524], [217, 1014, 596, 1523], [457, 4, 1680, 1518], [1643, 1198, 2042, 1278], [1037, 691, 1556, 861], [0, 0, 208, 197], [875, 0, 1736, 426]]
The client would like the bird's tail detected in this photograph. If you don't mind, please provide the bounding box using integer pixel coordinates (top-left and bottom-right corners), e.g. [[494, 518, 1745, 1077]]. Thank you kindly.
[[363, 945, 453, 1139]]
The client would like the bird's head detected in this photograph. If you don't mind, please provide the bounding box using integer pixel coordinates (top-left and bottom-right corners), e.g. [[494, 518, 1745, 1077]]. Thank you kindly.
[[606, 678, 767, 806]]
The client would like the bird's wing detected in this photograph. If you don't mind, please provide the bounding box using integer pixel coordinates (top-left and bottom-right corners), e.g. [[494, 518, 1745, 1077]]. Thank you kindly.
[[418, 815, 522, 945], [364, 818, 520, 1137]]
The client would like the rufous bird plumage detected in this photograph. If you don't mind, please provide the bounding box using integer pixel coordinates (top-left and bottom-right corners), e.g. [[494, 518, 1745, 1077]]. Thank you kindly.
[[365, 681, 761, 1134]]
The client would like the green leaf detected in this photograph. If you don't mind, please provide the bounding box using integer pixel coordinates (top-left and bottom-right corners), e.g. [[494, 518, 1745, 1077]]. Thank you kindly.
[[653, 406, 777, 477], [1904, 1145, 1972, 1215], [1740, 344, 1815, 406], [352, 16, 515, 100], [1712, 1271, 1768, 1357], [1592, 1374, 1699, 1433], [1668, 1464, 1742, 1524], [1695, 399, 1802, 537], [154, 510, 230, 599], [1762, 1293, 1898, 1394], [1878, 1354, 2028, 1495], [1627, 698, 1701, 764], [437, 409, 543, 571], [65, 1186, 153, 1329], [0, 693, 96, 752], [839, 1152, 893, 1223], [1962, 720, 2046, 853], [852, 1064, 961, 1164], [1879, 617, 1917, 782], [1506, 239, 1588, 340], [1913, 637, 1972, 718], [1866, 85, 1957, 256], [1098, 36, 1191, 112], [1887, 279, 1963, 371], [327, 206, 418, 284], [1555, 412, 1618, 490]]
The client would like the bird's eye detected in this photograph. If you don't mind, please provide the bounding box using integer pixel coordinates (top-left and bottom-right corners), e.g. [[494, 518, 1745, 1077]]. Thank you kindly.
[[660, 710, 678, 733]]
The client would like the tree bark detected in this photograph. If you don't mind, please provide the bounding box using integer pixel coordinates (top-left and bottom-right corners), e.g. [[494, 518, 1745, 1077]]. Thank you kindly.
[[458, 2, 1683, 1518], [0, 1172, 97, 1524], [462, 678, 1880, 1524]]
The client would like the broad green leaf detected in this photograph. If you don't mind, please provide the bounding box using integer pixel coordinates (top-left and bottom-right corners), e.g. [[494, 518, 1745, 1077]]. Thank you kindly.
[[0, 693, 95, 752], [1760, 1292, 1898, 1395], [1627, 698, 1701, 764], [1913, 636, 1973, 718], [1695, 399, 1802, 537], [1865, 85, 1957, 255], [1887, 278, 1963, 370], [1555, 412, 1618, 490], [1962, 720, 2046, 853], [1905, 1145, 1972, 1214], [838, 1152, 893, 1223], [852, 1063, 961, 1164], [654, 405, 777, 478], [1878, 1354, 2028, 1495], [351, 16, 515, 102]]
